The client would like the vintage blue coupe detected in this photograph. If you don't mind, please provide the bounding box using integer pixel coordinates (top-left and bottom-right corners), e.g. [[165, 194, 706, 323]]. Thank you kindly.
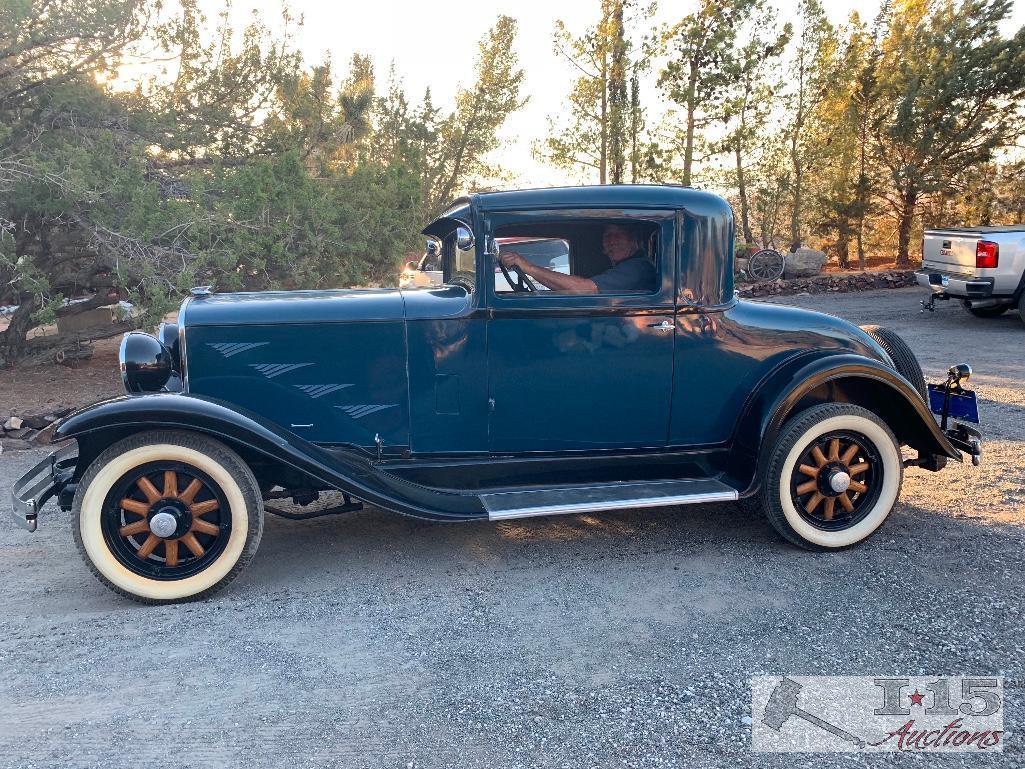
[[11, 185, 982, 603]]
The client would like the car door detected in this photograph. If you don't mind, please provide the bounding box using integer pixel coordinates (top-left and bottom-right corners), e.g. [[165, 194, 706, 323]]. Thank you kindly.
[[484, 211, 677, 453]]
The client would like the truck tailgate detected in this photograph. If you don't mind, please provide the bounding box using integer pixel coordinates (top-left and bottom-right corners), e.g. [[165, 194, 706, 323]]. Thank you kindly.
[[923, 231, 978, 274]]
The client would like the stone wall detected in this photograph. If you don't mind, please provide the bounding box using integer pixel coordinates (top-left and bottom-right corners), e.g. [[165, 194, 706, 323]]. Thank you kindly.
[[738, 270, 916, 298]]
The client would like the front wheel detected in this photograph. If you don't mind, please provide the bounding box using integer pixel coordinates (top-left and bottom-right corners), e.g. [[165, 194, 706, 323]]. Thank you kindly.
[[72, 430, 264, 603], [757, 404, 903, 550]]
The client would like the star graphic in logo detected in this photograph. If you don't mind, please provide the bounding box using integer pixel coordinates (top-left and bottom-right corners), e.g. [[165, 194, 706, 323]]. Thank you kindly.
[[908, 690, 925, 707]]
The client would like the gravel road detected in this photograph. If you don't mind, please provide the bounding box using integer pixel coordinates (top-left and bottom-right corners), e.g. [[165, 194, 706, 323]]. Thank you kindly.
[[1, 287, 1022, 768]]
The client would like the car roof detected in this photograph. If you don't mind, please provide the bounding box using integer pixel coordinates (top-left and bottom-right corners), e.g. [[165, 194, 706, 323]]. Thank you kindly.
[[469, 184, 729, 212], [423, 185, 733, 238]]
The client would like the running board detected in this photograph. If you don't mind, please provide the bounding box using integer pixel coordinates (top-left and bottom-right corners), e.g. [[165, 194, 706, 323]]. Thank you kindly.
[[480, 479, 738, 521]]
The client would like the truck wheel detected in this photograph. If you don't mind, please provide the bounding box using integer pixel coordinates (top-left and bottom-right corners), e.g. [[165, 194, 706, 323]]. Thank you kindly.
[[860, 325, 927, 400], [962, 300, 1009, 318], [72, 430, 264, 604], [759, 404, 902, 551]]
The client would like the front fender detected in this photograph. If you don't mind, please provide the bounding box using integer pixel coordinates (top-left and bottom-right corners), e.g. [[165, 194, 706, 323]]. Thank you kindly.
[[55, 394, 486, 521], [730, 352, 961, 494]]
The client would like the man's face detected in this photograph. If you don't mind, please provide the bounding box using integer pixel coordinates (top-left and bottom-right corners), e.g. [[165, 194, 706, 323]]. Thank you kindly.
[[602, 226, 636, 262]]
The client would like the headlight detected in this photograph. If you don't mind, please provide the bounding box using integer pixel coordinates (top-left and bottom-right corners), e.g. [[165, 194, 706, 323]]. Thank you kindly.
[[120, 332, 173, 393], [157, 322, 180, 369]]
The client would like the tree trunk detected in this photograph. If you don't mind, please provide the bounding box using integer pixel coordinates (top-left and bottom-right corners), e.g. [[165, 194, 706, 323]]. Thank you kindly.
[[600, 54, 608, 185], [856, 117, 868, 270], [607, 0, 627, 184], [735, 140, 754, 245], [895, 187, 918, 268], [790, 141, 802, 248], [682, 60, 699, 187], [629, 69, 641, 183], [836, 223, 851, 270], [0, 296, 38, 365]]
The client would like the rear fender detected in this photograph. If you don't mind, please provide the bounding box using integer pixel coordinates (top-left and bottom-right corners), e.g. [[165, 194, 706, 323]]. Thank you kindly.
[[729, 353, 961, 495], [55, 394, 485, 521]]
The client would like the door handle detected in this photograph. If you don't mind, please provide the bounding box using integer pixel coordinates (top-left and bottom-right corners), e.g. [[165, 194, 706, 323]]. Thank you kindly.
[[648, 320, 674, 332]]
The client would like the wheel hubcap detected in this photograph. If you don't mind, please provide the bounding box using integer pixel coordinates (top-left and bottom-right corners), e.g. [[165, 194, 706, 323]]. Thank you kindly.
[[149, 510, 179, 538], [828, 471, 851, 493]]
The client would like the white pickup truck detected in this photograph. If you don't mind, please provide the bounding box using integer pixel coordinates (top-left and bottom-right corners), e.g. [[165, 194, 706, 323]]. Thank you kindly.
[[917, 226, 1025, 325]]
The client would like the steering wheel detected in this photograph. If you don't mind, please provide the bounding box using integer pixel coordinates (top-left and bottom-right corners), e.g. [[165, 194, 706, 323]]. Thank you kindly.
[[496, 256, 537, 293]]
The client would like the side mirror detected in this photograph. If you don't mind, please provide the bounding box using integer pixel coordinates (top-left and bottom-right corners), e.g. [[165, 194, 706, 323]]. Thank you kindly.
[[455, 226, 475, 252]]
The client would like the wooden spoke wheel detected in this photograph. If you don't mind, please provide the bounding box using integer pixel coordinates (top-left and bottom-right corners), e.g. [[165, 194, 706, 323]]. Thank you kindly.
[[101, 462, 232, 580], [748, 249, 785, 281], [760, 403, 902, 551], [789, 431, 882, 531], [73, 431, 264, 603]]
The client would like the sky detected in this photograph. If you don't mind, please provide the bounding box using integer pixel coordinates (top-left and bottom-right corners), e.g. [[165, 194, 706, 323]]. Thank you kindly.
[[206, 0, 1025, 189]]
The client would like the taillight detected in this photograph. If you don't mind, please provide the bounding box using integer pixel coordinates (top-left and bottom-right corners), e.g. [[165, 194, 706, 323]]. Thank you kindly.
[[976, 241, 998, 269]]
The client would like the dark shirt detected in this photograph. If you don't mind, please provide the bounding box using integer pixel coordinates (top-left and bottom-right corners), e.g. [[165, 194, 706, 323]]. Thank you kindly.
[[591, 250, 656, 292]]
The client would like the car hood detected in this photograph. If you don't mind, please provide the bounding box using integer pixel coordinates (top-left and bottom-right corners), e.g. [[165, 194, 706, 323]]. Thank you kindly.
[[182, 286, 475, 327], [182, 288, 406, 326]]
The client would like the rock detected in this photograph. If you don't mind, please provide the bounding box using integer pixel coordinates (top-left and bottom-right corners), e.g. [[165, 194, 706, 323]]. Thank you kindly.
[[21, 415, 51, 430], [4, 416, 23, 431], [32, 422, 58, 445], [1, 438, 35, 451], [5, 427, 32, 439], [784, 247, 828, 278]]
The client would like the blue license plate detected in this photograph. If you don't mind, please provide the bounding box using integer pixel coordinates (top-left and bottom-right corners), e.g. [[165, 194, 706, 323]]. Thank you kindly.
[[928, 384, 980, 423]]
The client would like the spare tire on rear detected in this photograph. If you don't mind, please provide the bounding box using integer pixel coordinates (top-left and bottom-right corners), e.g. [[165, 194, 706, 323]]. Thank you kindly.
[[860, 325, 927, 401]]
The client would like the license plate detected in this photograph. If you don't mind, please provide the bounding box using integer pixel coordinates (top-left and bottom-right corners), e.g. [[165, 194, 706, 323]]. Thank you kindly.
[[928, 384, 980, 423], [941, 274, 950, 287]]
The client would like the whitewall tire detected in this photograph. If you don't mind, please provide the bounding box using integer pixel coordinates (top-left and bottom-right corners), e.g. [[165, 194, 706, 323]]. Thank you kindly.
[[72, 431, 264, 603], [759, 404, 902, 550]]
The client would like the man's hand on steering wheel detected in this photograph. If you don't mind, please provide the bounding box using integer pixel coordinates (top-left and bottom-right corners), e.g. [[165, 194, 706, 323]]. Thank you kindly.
[[498, 251, 537, 292]]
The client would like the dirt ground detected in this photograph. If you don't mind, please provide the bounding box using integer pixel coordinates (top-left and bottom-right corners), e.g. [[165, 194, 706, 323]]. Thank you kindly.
[[0, 286, 1022, 768]]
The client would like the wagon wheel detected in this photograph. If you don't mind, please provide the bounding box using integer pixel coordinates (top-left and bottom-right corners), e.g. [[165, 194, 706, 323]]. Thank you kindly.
[[748, 248, 785, 281]]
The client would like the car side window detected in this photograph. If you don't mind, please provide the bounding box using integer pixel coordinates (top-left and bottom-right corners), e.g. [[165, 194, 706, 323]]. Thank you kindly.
[[491, 220, 661, 297]]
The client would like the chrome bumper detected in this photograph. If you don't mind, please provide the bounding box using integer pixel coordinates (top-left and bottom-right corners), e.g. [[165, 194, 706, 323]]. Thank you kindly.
[[10, 444, 77, 532], [915, 269, 994, 299]]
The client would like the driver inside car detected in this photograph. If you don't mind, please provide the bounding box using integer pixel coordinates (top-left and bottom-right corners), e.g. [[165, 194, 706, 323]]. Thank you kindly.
[[498, 223, 655, 293]]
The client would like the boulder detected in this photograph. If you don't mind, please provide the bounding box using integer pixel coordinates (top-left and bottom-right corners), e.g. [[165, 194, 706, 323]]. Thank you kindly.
[[784, 247, 827, 279], [0, 438, 34, 451], [3, 416, 23, 431], [21, 414, 51, 430]]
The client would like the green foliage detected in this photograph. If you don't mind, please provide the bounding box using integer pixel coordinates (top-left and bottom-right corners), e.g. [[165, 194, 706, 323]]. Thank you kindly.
[[657, 0, 763, 186], [873, 0, 1025, 264], [538, 1, 652, 184], [0, 0, 525, 364]]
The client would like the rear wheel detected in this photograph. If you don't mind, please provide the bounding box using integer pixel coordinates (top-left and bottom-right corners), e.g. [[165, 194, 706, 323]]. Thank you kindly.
[[860, 325, 927, 400], [758, 404, 902, 550], [962, 300, 1010, 318], [72, 431, 264, 604]]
